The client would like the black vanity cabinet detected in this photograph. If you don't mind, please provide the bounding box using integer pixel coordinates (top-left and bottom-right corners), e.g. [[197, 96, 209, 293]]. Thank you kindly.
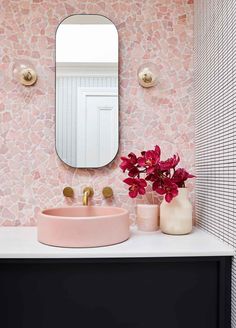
[[0, 256, 231, 328]]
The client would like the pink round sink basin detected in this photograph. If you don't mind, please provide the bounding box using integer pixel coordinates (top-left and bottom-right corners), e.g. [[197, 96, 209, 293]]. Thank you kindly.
[[37, 206, 130, 248]]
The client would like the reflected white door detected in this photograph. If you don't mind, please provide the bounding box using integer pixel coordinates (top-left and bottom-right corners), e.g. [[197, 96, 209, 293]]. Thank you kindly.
[[78, 88, 118, 167]]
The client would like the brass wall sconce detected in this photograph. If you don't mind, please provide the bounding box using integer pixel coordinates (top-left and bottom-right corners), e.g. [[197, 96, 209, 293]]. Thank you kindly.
[[13, 60, 37, 86], [137, 62, 158, 88]]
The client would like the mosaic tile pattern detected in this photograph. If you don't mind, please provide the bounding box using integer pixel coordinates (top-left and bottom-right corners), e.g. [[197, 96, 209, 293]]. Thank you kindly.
[[0, 0, 194, 226], [194, 1, 236, 326]]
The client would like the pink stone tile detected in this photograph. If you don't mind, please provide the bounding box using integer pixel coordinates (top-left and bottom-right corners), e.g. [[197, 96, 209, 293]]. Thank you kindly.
[[0, 0, 194, 226]]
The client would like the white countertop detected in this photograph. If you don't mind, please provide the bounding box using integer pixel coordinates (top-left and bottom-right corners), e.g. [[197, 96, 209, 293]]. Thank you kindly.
[[0, 227, 233, 258]]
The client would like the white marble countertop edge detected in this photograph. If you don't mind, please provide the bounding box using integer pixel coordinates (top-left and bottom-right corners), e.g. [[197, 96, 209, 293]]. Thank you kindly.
[[0, 226, 233, 258]]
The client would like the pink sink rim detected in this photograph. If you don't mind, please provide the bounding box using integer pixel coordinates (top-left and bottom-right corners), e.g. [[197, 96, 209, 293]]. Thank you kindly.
[[41, 206, 129, 220]]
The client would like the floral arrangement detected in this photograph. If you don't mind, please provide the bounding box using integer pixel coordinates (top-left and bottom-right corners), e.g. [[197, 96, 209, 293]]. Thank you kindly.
[[120, 145, 195, 202]]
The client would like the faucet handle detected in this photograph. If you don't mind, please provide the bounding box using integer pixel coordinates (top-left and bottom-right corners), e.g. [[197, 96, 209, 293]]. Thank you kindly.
[[63, 186, 74, 198], [83, 187, 94, 197], [102, 187, 113, 198]]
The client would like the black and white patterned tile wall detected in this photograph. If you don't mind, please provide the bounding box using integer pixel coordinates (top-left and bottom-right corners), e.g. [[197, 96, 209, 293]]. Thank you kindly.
[[194, 0, 236, 326]]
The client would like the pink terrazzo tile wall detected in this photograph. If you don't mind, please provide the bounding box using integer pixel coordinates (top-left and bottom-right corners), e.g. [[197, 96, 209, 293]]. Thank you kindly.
[[0, 0, 194, 226]]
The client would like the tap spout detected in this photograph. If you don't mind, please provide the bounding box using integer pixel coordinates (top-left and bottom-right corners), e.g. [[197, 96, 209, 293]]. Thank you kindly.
[[82, 187, 94, 206]]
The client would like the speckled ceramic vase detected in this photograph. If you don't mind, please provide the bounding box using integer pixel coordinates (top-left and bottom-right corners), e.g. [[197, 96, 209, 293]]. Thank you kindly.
[[160, 188, 192, 235]]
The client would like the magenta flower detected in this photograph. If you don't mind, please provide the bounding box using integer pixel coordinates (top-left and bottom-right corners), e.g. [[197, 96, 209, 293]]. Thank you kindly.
[[159, 154, 180, 171], [172, 168, 195, 187], [127, 166, 140, 177], [119, 152, 137, 173], [138, 145, 161, 174], [152, 178, 178, 203], [120, 145, 195, 202], [123, 178, 147, 198]]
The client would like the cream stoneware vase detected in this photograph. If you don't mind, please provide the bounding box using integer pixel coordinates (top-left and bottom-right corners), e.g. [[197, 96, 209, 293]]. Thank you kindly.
[[160, 188, 192, 235]]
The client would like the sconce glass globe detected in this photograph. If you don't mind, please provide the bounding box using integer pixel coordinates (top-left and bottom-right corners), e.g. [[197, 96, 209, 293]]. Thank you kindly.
[[137, 62, 158, 88], [12, 60, 37, 86]]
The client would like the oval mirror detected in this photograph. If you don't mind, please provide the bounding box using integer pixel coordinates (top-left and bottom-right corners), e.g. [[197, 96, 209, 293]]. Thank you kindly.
[[56, 15, 119, 168]]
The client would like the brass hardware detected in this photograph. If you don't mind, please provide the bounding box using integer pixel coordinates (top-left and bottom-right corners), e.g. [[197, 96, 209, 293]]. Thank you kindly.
[[142, 72, 153, 83], [102, 187, 113, 199], [82, 187, 94, 206], [63, 187, 74, 198], [20, 68, 37, 86]]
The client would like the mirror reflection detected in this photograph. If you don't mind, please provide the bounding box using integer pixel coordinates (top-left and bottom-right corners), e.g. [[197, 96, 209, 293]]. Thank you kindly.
[[56, 15, 119, 168]]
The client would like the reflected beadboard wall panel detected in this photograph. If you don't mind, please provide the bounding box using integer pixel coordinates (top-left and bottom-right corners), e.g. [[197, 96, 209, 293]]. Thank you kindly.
[[56, 76, 118, 167], [194, 0, 236, 326]]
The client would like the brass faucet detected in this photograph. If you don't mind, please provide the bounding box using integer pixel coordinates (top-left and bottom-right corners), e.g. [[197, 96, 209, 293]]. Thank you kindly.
[[82, 187, 94, 206]]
